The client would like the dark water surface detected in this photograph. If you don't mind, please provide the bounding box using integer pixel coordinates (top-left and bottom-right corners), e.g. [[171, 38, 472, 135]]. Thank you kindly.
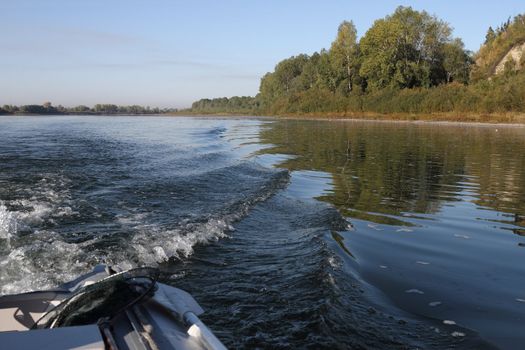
[[0, 116, 524, 349]]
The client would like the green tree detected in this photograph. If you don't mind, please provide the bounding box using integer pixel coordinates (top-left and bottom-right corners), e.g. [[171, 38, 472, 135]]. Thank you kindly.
[[330, 21, 359, 93], [72, 105, 90, 113], [359, 6, 454, 89], [316, 49, 338, 93], [485, 27, 496, 44], [273, 54, 309, 94], [94, 104, 118, 114], [443, 39, 472, 83], [258, 54, 309, 110]]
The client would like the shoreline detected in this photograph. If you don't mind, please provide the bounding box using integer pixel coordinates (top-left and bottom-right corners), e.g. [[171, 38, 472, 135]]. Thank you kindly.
[[4, 112, 525, 127], [170, 111, 525, 126]]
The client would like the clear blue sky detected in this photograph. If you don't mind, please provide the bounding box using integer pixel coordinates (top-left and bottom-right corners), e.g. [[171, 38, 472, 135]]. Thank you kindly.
[[1, 0, 524, 108]]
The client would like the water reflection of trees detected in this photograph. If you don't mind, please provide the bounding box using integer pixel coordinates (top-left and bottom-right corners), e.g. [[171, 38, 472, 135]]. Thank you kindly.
[[259, 120, 525, 229]]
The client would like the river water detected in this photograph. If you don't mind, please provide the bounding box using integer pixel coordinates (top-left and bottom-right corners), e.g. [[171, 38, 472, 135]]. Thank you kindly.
[[0, 116, 524, 349]]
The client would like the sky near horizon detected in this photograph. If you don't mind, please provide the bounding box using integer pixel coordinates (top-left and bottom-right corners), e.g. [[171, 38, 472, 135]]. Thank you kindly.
[[1, 1, 524, 108]]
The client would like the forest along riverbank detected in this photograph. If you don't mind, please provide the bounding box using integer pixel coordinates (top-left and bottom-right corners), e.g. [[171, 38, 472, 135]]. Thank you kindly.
[[187, 10, 525, 122]]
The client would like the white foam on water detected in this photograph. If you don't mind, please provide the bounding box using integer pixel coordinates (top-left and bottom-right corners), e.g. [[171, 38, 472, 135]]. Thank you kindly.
[[451, 331, 465, 337], [0, 174, 84, 295], [0, 204, 264, 295], [128, 176, 284, 265], [0, 231, 90, 294], [405, 288, 425, 294], [328, 255, 342, 269], [5, 175, 77, 230], [0, 201, 17, 242], [367, 223, 383, 231], [0, 167, 288, 295], [0, 204, 240, 294], [325, 272, 338, 288], [15, 201, 54, 225], [132, 216, 234, 265], [116, 212, 149, 226]]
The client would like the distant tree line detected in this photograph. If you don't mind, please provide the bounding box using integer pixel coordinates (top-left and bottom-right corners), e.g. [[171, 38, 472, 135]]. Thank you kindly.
[[0, 102, 177, 115], [190, 96, 259, 114], [190, 7, 525, 117]]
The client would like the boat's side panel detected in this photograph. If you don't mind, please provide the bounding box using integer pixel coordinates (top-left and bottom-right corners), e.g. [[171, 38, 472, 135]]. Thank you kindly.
[[0, 325, 104, 350], [0, 292, 68, 331]]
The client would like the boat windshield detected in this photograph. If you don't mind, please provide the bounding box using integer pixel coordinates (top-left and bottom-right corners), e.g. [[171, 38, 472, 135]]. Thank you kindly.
[[33, 267, 159, 329]]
